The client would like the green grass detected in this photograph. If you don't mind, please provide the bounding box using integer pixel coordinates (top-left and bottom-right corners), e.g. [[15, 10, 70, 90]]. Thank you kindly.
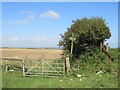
[[2, 69, 118, 88], [2, 48, 118, 88]]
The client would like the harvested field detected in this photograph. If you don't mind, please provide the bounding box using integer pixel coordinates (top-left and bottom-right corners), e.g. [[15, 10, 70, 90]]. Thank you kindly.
[[0, 48, 62, 59]]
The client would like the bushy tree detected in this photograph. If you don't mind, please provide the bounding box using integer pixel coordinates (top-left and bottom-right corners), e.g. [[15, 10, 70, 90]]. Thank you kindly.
[[59, 17, 111, 58]]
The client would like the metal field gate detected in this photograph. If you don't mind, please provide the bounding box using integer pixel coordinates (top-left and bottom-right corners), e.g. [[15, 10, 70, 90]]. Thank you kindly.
[[23, 59, 65, 77]]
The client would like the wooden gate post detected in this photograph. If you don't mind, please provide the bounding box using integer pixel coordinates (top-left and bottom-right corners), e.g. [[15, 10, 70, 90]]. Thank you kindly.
[[65, 55, 70, 75]]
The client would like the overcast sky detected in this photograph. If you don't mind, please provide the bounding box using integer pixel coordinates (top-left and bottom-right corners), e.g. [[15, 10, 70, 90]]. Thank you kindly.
[[2, 2, 118, 48]]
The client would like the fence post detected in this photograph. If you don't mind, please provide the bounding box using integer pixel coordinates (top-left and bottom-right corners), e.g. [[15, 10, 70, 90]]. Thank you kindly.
[[22, 59, 25, 76], [42, 59, 44, 76], [65, 55, 70, 75], [5, 60, 8, 72]]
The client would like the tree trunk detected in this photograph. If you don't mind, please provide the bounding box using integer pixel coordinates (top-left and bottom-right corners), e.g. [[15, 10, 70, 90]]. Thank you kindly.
[[106, 43, 109, 52], [100, 42, 103, 52]]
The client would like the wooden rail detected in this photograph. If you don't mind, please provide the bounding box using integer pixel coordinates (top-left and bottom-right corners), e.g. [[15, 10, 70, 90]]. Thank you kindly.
[[1, 57, 24, 74]]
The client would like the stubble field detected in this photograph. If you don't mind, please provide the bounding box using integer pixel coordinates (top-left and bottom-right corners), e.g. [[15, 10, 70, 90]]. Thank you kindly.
[[0, 48, 62, 59]]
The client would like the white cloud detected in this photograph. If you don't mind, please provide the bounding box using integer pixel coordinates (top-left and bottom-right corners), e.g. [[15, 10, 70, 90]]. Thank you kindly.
[[29, 15, 36, 19], [33, 36, 48, 43], [32, 36, 59, 47], [33, 36, 58, 43], [7, 10, 59, 25], [9, 19, 29, 24], [3, 36, 59, 47], [9, 14, 36, 24], [9, 37, 19, 42], [7, 10, 36, 24], [9, 37, 27, 42], [21, 38, 27, 41], [19, 11, 33, 14], [40, 10, 60, 19]]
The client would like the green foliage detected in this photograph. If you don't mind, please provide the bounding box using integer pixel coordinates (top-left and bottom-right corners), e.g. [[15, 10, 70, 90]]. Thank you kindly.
[[70, 49, 118, 79], [59, 17, 111, 58], [71, 52, 106, 72]]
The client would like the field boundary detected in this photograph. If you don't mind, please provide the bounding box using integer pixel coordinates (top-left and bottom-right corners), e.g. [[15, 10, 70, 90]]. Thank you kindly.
[[1, 57, 65, 77]]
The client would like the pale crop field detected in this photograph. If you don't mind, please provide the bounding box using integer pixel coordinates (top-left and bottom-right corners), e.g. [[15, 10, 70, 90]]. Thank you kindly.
[[0, 48, 62, 59]]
